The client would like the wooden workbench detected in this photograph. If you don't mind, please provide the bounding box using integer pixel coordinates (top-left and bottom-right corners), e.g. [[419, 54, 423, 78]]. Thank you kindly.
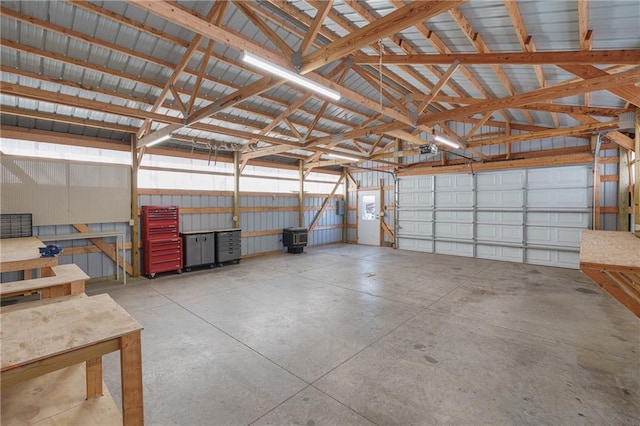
[[0, 236, 58, 278], [579, 230, 640, 317], [1, 293, 144, 425], [0, 263, 89, 300]]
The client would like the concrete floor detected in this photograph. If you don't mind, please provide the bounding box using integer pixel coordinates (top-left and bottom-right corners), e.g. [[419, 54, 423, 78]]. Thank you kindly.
[[88, 244, 640, 425]]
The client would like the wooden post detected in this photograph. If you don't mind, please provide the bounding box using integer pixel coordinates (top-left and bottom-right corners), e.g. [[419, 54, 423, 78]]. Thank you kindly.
[[342, 169, 347, 243], [120, 332, 144, 425], [635, 108, 640, 237], [379, 178, 385, 246], [86, 357, 103, 399], [593, 135, 601, 230], [233, 151, 240, 229], [131, 135, 140, 277], [619, 147, 630, 231], [299, 160, 305, 228]]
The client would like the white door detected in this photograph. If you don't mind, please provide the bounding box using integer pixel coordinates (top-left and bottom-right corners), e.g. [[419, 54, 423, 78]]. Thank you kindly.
[[358, 190, 380, 245]]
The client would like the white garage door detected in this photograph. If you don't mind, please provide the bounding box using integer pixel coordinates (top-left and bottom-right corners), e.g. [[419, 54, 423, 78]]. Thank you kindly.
[[397, 165, 592, 269]]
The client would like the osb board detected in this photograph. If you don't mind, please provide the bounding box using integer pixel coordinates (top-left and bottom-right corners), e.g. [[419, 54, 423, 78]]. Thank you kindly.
[[0, 265, 89, 297], [579, 230, 640, 271], [1, 363, 121, 426], [0, 294, 87, 314], [0, 237, 45, 263], [1, 294, 142, 370]]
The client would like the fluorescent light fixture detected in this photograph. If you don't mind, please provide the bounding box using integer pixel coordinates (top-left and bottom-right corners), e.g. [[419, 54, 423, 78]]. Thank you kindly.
[[326, 153, 359, 161], [242, 51, 341, 101], [434, 134, 460, 149], [146, 134, 171, 147]]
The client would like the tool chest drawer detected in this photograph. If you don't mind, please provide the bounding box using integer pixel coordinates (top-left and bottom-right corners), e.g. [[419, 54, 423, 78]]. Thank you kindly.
[[141, 206, 180, 240], [214, 229, 241, 265], [142, 238, 183, 277]]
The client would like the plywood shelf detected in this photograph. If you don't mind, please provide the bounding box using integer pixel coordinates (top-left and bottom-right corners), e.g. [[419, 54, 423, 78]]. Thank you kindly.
[[1, 363, 121, 426], [579, 230, 640, 317]]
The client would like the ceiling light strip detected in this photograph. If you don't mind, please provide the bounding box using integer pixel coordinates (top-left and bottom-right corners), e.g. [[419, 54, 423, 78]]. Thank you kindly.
[[242, 52, 341, 101]]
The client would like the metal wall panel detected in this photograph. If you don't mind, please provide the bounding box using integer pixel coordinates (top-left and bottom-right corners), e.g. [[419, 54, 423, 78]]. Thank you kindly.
[[1, 156, 130, 226]]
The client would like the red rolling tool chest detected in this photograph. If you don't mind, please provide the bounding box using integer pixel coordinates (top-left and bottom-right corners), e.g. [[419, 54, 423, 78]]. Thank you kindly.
[[141, 205, 182, 278]]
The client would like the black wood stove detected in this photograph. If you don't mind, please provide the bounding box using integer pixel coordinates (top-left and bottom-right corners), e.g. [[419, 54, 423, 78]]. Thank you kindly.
[[282, 227, 308, 254]]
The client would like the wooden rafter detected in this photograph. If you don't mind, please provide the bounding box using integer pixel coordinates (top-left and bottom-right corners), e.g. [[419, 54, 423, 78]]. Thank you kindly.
[[578, 0, 592, 52], [168, 85, 187, 117], [299, 0, 333, 56], [187, 2, 228, 115], [2, 63, 368, 146], [465, 112, 494, 140], [449, 7, 534, 125], [569, 114, 635, 151], [234, 1, 293, 56], [128, 0, 428, 146], [354, 50, 640, 65], [560, 65, 640, 106], [307, 67, 640, 147], [418, 67, 640, 126], [424, 94, 631, 117], [136, 2, 222, 139], [387, 0, 510, 123], [467, 121, 620, 148], [504, 0, 559, 128], [300, 0, 466, 72], [417, 61, 460, 114], [341, 0, 463, 113]]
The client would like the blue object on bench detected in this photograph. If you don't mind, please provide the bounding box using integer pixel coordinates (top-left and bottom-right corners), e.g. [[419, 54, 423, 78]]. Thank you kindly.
[[39, 245, 63, 257]]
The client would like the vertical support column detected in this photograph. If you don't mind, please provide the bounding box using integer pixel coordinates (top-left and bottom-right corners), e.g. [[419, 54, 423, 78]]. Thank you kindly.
[[592, 135, 601, 230], [130, 135, 140, 277], [233, 151, 240, 229], [379, 178, 385, 246], [635, 108, 640, 236], [619, 147, 630, 232], [342, 169, 348, 243], [120, 332, 144, 425], [299, 160, 305, 228]]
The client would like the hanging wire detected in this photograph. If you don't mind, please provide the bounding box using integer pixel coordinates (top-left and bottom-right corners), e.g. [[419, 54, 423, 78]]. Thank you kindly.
[[378, 39, 384, 113]]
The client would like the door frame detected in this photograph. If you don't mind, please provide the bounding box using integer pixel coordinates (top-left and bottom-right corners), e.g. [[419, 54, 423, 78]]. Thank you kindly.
[[357, 190, 381, 246]]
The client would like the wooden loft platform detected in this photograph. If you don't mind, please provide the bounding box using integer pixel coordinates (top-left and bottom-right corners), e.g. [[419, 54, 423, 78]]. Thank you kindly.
[[579, 230, 640, 317]]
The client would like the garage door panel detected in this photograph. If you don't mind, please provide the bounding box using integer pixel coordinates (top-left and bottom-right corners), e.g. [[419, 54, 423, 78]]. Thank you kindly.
[[477, 245, 523, 262], [477, 211, 523, 225], [435, 210, 473, 222], [526, 212, 589, 228], [476, 224, 523, 243], [476, 190, 523, 208], [527, 166, 590, 189], [398, 238, 433, 253], [526, 249, 579, 269], [399, 192, 433, 207], [436, 174, 473, 191], [526, 226, 581, 247], [527, 188, 590, 208], [398, 210, 433, 222], [435, 222, 473, 239], [477, 170, 524, 189], [398, 221, 433, 236], [399, 176, 433, 192], [397, 166, 590, 270], [435, 241, 474, 257], [436, 191, 473, 207]]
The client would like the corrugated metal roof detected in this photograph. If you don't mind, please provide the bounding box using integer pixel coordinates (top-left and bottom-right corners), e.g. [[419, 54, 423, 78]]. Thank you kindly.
[[1, 0, 638, 170]]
